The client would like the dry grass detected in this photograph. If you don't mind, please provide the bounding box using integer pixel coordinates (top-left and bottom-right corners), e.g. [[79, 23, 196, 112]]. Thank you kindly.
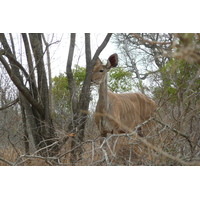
[[0, 112, 199, 166], [0, 146, 22, 166]]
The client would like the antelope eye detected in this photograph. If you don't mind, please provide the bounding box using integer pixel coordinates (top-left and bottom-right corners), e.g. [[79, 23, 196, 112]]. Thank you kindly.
[[99, 70, 104, 72]]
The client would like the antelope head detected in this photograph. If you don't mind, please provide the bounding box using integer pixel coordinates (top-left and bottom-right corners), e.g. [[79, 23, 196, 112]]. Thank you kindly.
[[92, 53, 118, 84]]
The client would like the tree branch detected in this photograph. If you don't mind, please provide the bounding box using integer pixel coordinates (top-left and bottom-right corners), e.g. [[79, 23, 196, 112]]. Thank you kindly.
[[0, 97, 19, 110], [0, 157, 13, 166], [79, 33, 113, 112], [85, 33, 92, 69], [0, 48, 29, 78], [66, 33, 77, 112], [91, 33, 113, 66], [42, 33, 53, 118], [129, 33, 172, 45], [0, 54, 44, 115], [21, 33, 38, 99]]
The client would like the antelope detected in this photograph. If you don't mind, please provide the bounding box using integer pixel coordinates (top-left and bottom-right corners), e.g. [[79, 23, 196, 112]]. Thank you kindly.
[[92, 53, 156, 138]]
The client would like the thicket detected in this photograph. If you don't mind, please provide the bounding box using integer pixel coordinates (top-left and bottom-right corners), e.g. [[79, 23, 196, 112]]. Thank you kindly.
[[0, 33, 199, 166]]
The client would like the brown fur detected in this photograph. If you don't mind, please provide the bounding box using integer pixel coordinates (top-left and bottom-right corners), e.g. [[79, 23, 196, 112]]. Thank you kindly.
[[92, 54, 156, 137]]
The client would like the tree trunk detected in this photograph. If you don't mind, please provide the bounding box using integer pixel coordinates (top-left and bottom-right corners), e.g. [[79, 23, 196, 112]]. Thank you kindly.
[[66, 33, 113, 165], [0, 33, 59, 157]]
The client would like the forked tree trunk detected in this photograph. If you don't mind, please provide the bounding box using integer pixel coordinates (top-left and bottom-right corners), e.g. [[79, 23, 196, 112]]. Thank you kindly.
[[0, 33, 59, 157], [66, 33, 112, 165]]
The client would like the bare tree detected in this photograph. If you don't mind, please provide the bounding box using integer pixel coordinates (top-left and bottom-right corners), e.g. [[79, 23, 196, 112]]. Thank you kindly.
[[113, 33, 174, 89], [66, 33, 112, 164], [0, 33, 59, 156]]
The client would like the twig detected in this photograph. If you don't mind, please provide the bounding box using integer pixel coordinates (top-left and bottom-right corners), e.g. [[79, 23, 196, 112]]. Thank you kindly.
[[0, 156, 13, 166], [154, 118, 196, 149], [102, 149, 110, 166], [13, 154, 58, 166], [129, 33, 172, 45], [0, 97, 19, 110]]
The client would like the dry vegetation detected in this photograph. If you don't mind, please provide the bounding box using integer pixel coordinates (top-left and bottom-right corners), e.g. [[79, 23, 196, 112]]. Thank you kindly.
[[0, 112, 199, 166], [0, 33, 200, 166]]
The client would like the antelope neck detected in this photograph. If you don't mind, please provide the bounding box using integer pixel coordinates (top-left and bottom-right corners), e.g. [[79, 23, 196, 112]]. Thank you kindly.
[[98, 75, 109, 112]]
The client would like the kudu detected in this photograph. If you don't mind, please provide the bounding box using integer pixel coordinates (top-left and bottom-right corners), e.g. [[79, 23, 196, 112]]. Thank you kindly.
[[92, 53, 156, 138]]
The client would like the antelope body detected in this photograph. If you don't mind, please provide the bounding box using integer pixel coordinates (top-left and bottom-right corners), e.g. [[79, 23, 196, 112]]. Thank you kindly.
[[92, 53, 156, 137]]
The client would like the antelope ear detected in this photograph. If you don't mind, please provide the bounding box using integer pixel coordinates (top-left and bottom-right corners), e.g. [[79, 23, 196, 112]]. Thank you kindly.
[[106, 53, 118, 69], [95, 57, 102, 66]]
